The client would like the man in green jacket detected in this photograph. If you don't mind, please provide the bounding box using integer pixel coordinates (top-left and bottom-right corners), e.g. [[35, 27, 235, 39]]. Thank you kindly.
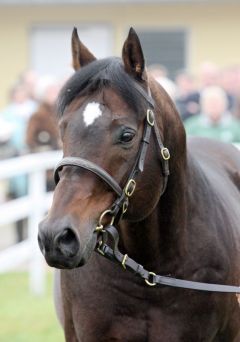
[[184, 86, 240, 143]]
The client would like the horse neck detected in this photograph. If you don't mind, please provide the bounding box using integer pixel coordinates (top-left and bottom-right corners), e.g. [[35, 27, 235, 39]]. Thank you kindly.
[[119, 83, 188, 275]]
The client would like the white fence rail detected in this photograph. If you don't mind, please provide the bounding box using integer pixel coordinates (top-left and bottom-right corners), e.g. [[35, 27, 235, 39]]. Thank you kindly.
[[0, 150, 61, 295]]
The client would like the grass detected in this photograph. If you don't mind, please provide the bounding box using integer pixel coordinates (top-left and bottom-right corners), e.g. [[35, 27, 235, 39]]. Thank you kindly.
[[0, 272, 64, 342]]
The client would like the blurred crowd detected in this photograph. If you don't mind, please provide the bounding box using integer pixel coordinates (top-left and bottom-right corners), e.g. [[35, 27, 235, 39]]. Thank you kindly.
[[1, 62, 240, 243], [0, 70, 61, 160], [0, 70, 62, 243], [149, 62, 240, 143], [2, 63, 240, 166]]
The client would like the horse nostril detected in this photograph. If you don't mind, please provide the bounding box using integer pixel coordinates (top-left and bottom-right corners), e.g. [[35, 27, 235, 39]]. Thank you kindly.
[[55, 228, 80, 258]]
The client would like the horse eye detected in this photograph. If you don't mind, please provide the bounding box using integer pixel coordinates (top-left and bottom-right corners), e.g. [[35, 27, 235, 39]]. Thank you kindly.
[[120, 130, 135, 143]]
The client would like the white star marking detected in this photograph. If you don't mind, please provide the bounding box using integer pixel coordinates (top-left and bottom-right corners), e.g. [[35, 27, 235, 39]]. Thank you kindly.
[[83, 102, 102, 127]]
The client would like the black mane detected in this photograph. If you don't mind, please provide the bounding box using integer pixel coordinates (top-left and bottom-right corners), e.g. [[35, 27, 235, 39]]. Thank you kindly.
[[57, 57, 146, 117]]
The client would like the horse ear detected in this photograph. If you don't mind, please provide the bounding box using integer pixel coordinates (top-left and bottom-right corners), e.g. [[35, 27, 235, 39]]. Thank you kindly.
[[71, 27, 96, 71], [122, 27, 145, 80]]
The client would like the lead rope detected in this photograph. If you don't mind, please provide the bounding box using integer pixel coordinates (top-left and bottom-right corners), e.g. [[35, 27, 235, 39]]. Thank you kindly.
[[95, 225, 240, 293]]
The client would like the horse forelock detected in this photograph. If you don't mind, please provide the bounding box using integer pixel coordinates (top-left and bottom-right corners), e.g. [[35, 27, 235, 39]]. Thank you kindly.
[[57, 57, 147, 119]]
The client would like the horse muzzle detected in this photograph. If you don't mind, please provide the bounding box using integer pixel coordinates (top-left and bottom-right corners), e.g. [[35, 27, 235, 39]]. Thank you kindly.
[[38, 216, 85, 269]]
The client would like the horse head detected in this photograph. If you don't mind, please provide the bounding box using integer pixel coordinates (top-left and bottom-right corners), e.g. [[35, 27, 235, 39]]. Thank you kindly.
[[38, 28, 181, 269]]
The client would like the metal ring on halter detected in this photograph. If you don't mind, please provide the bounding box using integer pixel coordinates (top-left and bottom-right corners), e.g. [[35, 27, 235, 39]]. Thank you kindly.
[[122, 201, 128, 215], [121, 254, 128, 269], [145, 272, 157, 286], [146, 109, 155, 126], [124, 179, 136, 197], [96, 240, 105, 256], [95, 209, 115, 231], [161, 147, 170, 161]]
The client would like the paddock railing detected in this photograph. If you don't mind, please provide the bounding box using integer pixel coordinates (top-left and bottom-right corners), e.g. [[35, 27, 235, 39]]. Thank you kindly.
[[0, 150, 62, 295]]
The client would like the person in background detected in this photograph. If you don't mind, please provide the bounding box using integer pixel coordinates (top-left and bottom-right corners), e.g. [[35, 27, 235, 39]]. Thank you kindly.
[[219, 66, 238, 111], [176, 62, 220, 122], [200, 62, 235, 111], [199, 62, 220, 87], [178, 62, 236, 123], [184, 86, 240, 143], [234, 94, 240, 121], [231, 66, 240, 121], [175, 70, 200, 121], [0, 116, 16, 160], [0, 82, 37, 242], [26, 75, 60, 152], [148, 64, 176, 100], [1, 83, 37, 151], [19, 69, 39, 102], [26, 75, 61, 191]]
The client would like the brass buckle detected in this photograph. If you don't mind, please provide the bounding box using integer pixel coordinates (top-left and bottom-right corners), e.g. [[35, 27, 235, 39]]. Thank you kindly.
[[124, 179, 136, 197], [145, 272, 157, 286], [121, 254, 128, 269], [95, 209, 115, 231], [146, 109, 154, 126], [161, 147, 170, 161], [122, 201, 128, 214], [96, 240, 105, 256]]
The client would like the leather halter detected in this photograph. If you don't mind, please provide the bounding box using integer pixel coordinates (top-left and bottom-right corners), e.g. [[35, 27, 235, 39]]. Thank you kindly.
[[54, 83, 170, 222], [53, 84, 240, 294]]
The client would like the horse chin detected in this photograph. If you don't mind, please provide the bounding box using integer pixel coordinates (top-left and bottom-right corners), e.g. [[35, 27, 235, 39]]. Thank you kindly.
[[77, 232, 98, 267], [45, 256, 82, 269], [45, 253, 86, 269]]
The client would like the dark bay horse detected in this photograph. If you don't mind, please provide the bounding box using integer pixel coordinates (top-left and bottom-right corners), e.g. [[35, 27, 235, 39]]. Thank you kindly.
[[38, 27, 240, 341]]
